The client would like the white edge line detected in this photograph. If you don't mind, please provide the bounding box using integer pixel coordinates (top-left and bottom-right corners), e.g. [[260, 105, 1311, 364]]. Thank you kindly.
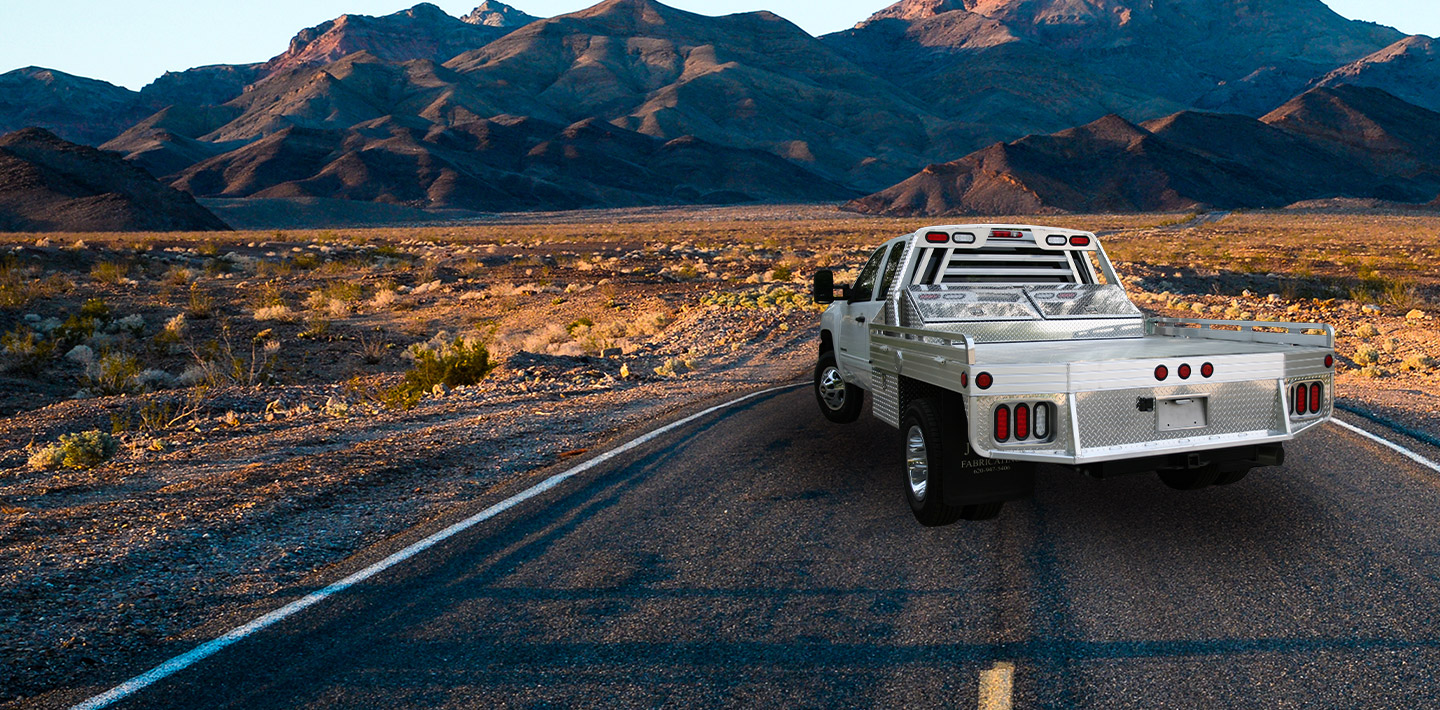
[[71, 383, 805, 710], [1332, 419, 1440, 475]]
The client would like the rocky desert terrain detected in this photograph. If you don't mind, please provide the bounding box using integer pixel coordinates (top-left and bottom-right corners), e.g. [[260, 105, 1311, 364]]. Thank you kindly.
[[2, 205, 1439, 705]]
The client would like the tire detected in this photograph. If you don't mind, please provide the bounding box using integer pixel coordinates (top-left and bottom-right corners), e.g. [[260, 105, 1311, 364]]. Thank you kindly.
[[1157, 465, 1221, 490], [902, 398, 1003, 526], [815, 350, 864, 423]]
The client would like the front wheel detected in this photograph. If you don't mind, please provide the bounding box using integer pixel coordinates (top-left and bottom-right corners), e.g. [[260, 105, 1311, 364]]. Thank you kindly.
[[815, 351, 864, 423], [902, 398, 1002, 526]]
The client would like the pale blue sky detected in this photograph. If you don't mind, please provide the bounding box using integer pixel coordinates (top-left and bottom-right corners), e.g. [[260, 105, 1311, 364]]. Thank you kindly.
[[0, 0, 1435, 90]]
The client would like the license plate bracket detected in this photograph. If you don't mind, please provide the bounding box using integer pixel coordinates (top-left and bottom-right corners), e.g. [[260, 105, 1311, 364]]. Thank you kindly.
[[1157, 395, 1209, 432]]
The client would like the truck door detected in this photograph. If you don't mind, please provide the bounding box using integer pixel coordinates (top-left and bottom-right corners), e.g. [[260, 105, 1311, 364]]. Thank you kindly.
[[837, 242, 904, 383]]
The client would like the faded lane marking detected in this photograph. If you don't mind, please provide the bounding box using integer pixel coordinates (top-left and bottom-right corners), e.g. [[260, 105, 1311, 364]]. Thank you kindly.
[[1333, 419, 1440, 475], [978, 661, 1015, 710], [71, 383, 805, 710]]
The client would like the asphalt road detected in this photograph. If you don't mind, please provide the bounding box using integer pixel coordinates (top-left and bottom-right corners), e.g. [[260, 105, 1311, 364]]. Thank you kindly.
[[71, 387, 1440, 709]]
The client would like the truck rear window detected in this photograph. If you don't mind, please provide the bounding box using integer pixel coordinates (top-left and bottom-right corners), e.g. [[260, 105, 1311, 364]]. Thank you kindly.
[[910, 246, 1088, 285]]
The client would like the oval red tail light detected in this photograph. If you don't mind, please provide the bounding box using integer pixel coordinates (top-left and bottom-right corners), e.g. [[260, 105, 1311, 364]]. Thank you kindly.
[[1069, 235, 1091, 247], [1155, 365, 1169, 381], [925, 231, 950, 243], [1310, 383, 1322, 411], [1015, 404, 1030, 440], [994, 405, 1010, 442], [1295, 384, 1309, 415]]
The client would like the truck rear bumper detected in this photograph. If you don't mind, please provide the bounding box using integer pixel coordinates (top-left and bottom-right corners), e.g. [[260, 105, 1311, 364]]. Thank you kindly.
[[977, 427, 1313, 466], [966, 376, 1332, 465]]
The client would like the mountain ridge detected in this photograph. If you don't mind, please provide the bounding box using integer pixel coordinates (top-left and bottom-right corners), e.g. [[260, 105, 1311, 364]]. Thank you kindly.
[[847, 84, 1440, 216], [0, 128, 229, 232]]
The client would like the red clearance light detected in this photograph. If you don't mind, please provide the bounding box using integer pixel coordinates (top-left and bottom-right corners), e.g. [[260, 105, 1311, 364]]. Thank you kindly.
[[976, 372, 993, 389], [1069, 235, 1091, 247], [1201, 362, 1214, 378], [1178, 364, 1192, 380], [991, 229, 1024, 239], [1155, 365, 1169, 381], [1295, 384, 1309, 415], [961, 372, 969, 387], [995, 405, 1010, 442], [1310, 382, 1322, 410], [1324, 355, 1334, 368], [925, 231, 949, 243], [1014, 403, 1030, 440]]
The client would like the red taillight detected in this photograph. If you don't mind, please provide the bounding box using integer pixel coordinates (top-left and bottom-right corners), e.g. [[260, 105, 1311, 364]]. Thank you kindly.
[[1201, 362, 1214, 378], [925, 231, 949, 243], [995, 405, 1010, 442], [991, 229, 1023, 239], [1069, 235, 1091, 247], [961, 372, 969, 387], [1310, 383, 1322, 411], [1014, 404, 1030, 440], [1325, 355, 1334, 368], [976, 372, 993, 389], [1295, 384, 1309, 415], [1155, 365, 1169, 381], [1178, 364, 1192, 380]]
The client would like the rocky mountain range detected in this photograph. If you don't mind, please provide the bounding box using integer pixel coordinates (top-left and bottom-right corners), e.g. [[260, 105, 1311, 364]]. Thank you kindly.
[[847, 85, 1440, 215], [1, 0, 1439, 227]]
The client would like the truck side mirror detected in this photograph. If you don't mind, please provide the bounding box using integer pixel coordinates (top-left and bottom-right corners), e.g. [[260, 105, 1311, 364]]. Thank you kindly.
[[813, 269, 837, 304]]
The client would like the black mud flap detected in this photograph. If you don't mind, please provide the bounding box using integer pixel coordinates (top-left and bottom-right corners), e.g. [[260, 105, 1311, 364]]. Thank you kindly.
[[941, 441, 1036, 506]]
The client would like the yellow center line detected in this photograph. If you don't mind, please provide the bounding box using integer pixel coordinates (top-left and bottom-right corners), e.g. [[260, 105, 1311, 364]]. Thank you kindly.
[[979, 661, 1015, 710]]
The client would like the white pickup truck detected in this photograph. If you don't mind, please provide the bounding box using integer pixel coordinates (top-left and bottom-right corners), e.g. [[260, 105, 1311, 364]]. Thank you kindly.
[[813, 224, 1335, 526]]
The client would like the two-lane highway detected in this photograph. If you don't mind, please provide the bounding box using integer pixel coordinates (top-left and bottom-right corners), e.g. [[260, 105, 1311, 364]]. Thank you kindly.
[[67, 387, 1440, 708]]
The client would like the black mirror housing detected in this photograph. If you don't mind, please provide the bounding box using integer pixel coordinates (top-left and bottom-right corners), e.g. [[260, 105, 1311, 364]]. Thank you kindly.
[[813, 269, 836, 304]]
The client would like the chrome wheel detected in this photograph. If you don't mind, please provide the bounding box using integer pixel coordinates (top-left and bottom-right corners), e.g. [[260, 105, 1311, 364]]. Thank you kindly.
[[818, 366, 848, 411], [906, 424, 930, 501]]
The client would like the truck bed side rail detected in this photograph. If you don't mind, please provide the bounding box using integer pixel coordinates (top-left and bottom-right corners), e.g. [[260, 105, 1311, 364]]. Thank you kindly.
[[870, 324, 977, 366], [1147, 317, 1334, 349]]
